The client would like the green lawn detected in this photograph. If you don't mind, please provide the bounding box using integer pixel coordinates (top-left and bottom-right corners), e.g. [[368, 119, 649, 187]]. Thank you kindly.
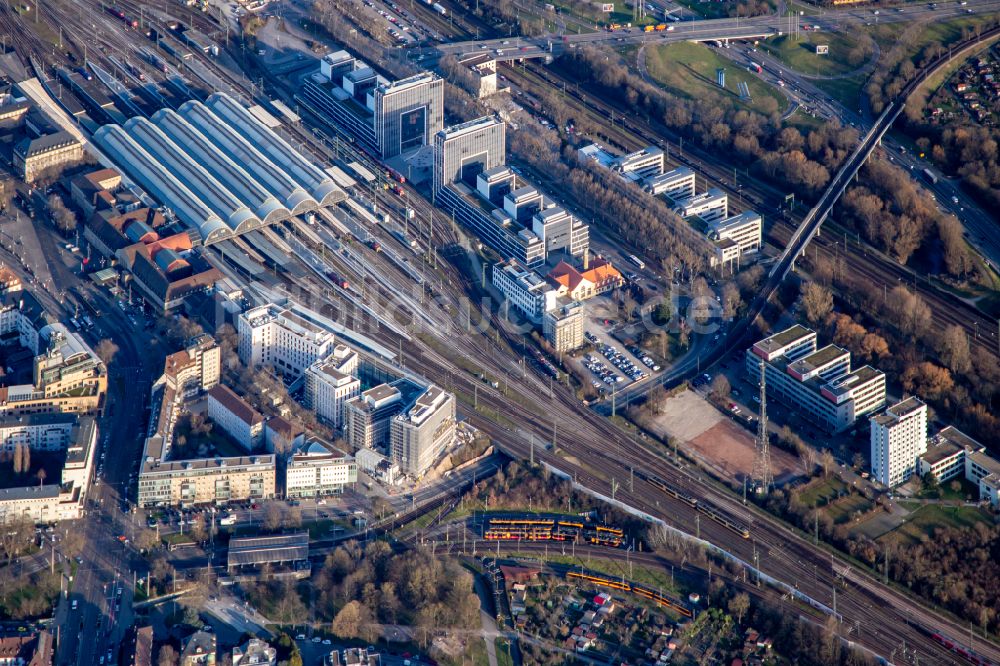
[[825, 494, 873, 525], [798, 476, 849, 507], [880, 504, 994, 546], [917, 477, 980, 502], [761, 32, 872, 77], [644, 42, 787, 117], [468, 637, 490, 666], [496, 639, 515, 666]]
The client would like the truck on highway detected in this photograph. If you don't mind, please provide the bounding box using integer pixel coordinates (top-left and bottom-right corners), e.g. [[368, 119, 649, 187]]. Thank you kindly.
[[749, 61, 762, 73], [923, 168, 939, 184], [432, 2, 446, 14]]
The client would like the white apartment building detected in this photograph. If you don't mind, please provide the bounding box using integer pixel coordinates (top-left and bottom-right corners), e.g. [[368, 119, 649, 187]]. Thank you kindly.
[[390, 385, 456, 476], [207, 385, 264, 450], [285, 440, 358, 499], [237, 304, 337, 378], [491, 260, 557, 322], [303, 345, 361, 429], [646, 166, 696, 200], [673, 188, 728, 223], [543, 300, 584, 353], [163, 335, 221, 398], [870, 397, 928, 487], [708, 211, 762, 267], [0, 413, 76, 452], [0, 416, 96, 524], [747, 325, 886, 433]]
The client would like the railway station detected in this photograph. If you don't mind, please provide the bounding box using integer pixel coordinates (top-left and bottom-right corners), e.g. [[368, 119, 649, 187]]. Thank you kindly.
[[94, 93, 346, 245]]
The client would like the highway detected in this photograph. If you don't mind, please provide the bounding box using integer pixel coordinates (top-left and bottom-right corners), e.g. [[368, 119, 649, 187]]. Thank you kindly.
[[430, 0, 1000, 59]]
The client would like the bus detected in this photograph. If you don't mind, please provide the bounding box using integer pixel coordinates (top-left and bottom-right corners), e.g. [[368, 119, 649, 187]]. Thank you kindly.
[[627, 254, 646, 270]]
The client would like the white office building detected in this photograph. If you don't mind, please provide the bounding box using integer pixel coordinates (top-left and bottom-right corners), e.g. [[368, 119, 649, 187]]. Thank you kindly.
[[613, 146, 664, 182], [674, 188, 728, 222], [285, 439, 358, 498], [237, 303, 337, 378], [646, 166, 696, 200], [531, 206, 590, 258], [708, 211, 762, 267], [303, 345, 361, 430], [747, 325, 886, 433], [491, 260, 558, 322], [390, 385, 456, 476], [870, 397, 928, 487]]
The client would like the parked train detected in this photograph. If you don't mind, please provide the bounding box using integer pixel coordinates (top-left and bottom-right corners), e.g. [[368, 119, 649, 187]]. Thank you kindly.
[[106, 5, 139, 29], [638, 472, 750, 539], [484, 517, 625, 547], [567, 572, 693, 618]]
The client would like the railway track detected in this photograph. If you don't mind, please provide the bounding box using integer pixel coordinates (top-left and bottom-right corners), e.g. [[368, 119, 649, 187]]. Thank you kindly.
[[504, 55, 999, 360]]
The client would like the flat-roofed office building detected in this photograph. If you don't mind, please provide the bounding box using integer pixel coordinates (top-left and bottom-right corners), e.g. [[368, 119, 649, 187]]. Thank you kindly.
[[374, 73, 444, 158], [746, 325, 886, 433], [433, 116, 506, 193]]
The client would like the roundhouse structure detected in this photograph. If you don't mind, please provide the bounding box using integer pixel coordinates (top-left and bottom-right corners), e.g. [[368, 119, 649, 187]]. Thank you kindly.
[[93, 124, 228, 242], [152, 108, 290, 225], [177, 100, 318, 215], [124, 117, 262, 242], [205, 93, 344, 206]]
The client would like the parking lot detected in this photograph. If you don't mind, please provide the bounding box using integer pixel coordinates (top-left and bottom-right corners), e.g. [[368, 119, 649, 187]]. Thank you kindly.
[[580, 329, 660, 393]]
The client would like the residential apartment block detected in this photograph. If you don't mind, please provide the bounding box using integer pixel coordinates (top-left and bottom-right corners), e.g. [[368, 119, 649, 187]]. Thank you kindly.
[[207, 384, 265, 451], [138, 338, 276, 508], [870, 397, 928, 487], [343, 383, 404, 451], [746, 325, 886, 433], [163, 334, 221, 398], [0, 416, 96, 524], [542, 300, 584, 354]]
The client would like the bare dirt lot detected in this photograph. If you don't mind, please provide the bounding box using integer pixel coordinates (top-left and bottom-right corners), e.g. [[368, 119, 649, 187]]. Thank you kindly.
[[648, 390, 801, 484]]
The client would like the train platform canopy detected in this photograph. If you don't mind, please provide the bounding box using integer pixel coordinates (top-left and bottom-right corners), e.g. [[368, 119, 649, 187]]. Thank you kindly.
[[94, 93, 345, 245], [90, 268, 117, 285], [227, 532, 309, 569]]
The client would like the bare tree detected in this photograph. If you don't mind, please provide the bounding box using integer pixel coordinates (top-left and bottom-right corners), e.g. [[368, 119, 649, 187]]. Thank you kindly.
[[938, 324, 971, 374], [800, 282, 833, 325], [262, 502, 284, 532], [94, 339, 119, 366], [728, 592, 750, 625], [157, 644, 179, 666], [710, 375, 731, 400]]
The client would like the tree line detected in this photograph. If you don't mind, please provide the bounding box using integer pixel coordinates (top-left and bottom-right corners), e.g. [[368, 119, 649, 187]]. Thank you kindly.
[[556, 46, 859, 198], [837, 159, 978, 280]]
